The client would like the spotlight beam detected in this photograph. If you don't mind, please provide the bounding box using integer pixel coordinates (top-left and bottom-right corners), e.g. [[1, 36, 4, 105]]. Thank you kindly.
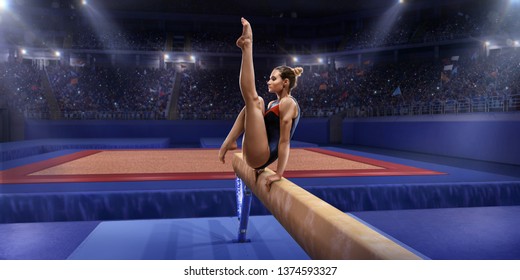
[[0, 0, 7, 11]]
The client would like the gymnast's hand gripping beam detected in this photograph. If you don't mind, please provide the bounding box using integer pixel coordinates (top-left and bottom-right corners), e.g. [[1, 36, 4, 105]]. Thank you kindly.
[[232, 153, 423, 260]]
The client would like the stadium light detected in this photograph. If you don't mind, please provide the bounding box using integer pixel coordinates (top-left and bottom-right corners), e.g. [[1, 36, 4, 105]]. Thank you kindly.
[[292, 56, 299, 62], [55, 51, 61, 57], [485, 41, 490, 47], [514, 40, 520, 47], [164, 54, 169, 60], [82, 0, 87, 5], [317, 58, 324, 63], [399, 0, 404, 3], [21, 49, 26, 55], [0, 0, 7, 11], [190, 55, 196, 61]]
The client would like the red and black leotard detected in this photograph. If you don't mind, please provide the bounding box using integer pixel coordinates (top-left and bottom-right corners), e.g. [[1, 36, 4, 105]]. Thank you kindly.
[[255, 96, 301, 169]]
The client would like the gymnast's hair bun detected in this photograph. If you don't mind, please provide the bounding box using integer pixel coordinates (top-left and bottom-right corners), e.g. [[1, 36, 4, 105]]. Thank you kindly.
[[293, 67, 303, 77]]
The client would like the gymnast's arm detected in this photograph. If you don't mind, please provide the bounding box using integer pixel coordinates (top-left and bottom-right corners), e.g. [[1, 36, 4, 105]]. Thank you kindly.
[[266, 97, 297, 186]]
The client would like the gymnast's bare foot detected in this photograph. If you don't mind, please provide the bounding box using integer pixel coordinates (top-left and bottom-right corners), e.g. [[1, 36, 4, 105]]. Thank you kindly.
[[236, 17, 252, 49], [218, 141, 237, 164]]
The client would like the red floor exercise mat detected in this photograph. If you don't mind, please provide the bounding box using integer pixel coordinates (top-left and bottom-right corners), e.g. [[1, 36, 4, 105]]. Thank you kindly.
[[0, 148, 444, 184]]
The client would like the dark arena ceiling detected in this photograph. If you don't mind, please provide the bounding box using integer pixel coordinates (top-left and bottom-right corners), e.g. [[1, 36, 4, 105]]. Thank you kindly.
[[14, 0, 486, 18]]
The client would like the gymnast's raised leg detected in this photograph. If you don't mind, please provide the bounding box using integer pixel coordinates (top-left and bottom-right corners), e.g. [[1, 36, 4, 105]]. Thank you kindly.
[[219, 18, 269, 168]]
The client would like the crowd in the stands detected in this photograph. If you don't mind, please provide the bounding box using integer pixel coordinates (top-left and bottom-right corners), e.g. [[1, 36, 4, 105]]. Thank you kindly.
[[1, 44, 519, 120], [1, 1, 519, 120], [0, 62, 50, 119], [44, 65, 175, 119], [176, 47, 519, 119]]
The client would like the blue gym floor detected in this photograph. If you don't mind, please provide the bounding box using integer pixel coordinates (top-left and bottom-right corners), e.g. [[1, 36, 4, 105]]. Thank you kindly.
[[1, 206, 519, 260]]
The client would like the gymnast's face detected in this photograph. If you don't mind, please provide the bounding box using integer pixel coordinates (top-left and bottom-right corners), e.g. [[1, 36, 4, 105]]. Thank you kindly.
[[267, 70, 287, 94]]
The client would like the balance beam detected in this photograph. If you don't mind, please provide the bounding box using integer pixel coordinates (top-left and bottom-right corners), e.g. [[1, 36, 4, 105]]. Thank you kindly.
[[232, 153, 422, 260]]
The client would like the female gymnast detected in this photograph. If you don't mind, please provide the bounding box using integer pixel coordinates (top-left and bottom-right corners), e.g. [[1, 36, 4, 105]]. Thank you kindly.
[[218, 17, 302, 189]]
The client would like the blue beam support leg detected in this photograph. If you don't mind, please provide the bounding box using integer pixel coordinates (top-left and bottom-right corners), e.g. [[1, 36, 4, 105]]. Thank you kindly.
[[235, 176, 252, 243]]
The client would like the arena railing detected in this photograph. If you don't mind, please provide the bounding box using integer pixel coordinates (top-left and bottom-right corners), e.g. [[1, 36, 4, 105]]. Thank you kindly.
[[345, 94, 520, 118], [22, 95, 520, 120]]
